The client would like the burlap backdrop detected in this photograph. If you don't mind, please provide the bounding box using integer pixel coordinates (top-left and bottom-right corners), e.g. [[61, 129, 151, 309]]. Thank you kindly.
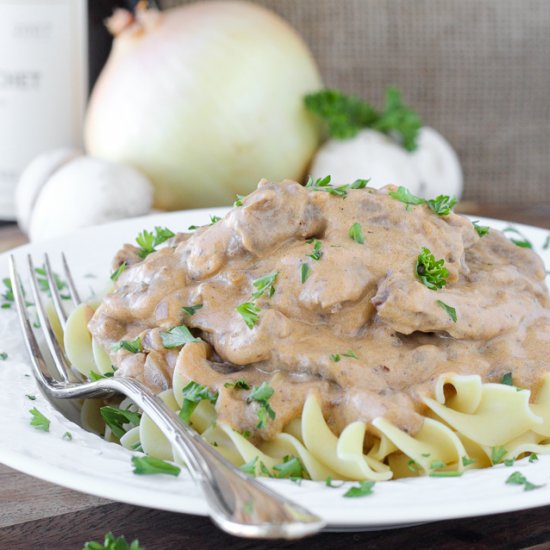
[[161, 0, 550, 203]]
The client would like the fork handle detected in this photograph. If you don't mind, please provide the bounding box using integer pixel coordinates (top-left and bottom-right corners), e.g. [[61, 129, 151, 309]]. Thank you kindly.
[[95, 376, 325, 539]]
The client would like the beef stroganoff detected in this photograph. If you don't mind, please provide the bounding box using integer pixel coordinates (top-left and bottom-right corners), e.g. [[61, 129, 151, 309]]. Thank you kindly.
[[64, 179, 550, 481]]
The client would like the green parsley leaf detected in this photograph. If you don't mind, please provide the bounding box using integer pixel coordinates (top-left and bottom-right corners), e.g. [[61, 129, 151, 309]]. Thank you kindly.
[[29, 407, 50, 432], [224, 379, 250, 390], [179, 381, 218, 424], [252, 272, 279, 300], [240, 457, 258, 476], [160, 325, 201, 348], [429, 470, 463, 478], [305, 175, 349, 197], [0, 352, 7, 360], [300, 263, 311, 284], [182, 304, 203, 316], [131, 455, 180, 477], [416, 247, 449, 290], [472, 221, 490, 237], [236, 302, 261, 329], [529, 453, 539, 463], [350, 178, 370, 189], [83, 531, 144, 550], [306, 238, 323, 261], [100, 406, 141, 439], [112, 337, 142, 354], [330, 354, 341, 363], [273, 455, 307, 479], [89, 370, 115, 381], [110, 262, 127, 282], [543, 236, 550, 250], [136, 226, 174, 258], [506, 471, 545, 491], [388, 186, 425, 206], [426, 195, 457, 216], [501, 372, 513, 386], [1, 277, 14, 305], [343, 349, 358, 359], [407, 459, 421, 472], [462, 456, 476, 467], [491, 446, 508, 465], [305, 87, 421, 150], [63, 431, 72, 441], [234, 194, 245, 207], [430, 459, 446, 471], [436, 300, 457, 322], [306, 175, 332, 188], [348, 222, 365, 244], [503, 227, 533, 249], [504, 458, 515, 467], [325, 475, 345, 488], [247, 382, 276, 430], [343, 480, 375, 498], [240, 430, 251, 439], [25, 394, 36, 400]]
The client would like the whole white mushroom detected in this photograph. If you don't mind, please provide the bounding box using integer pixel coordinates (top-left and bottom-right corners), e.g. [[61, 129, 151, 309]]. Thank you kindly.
[[310, 127, 463, 199], [25, 156, 153, 242]]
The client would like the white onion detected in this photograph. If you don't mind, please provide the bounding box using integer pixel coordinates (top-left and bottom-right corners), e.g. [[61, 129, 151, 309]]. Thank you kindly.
[[85, 2, 323, 210]]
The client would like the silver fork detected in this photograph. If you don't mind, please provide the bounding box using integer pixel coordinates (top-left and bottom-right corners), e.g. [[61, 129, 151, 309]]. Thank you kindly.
[[9, 253, 325, 539]]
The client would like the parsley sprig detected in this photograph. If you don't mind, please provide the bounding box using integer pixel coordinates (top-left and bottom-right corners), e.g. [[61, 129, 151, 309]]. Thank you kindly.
[[160, 325, 201, 348], [83, 532, 144, 550], [29, 407, 50, 432], [236, 302, 261, 329], [112, 337, 142, 354], [472, 221, 490, 237], [180, 381, 218, 424], [416, 248, 449, 290], [503, 227, 533, 249], [135, 226, 175, 258], [251, 272, 279, 300], [343, 480, 375, 498], [305, 175, 370, 199], [131, 455, 181, 476], [247, 382, 276, 430], [389, 186, 457, 218], [100, 406, 141, 439], [305, 87, 421, 151], [506, 471, 545, 491]]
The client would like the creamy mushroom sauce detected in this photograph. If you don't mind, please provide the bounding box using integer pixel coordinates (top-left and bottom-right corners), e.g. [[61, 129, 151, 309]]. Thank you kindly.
[[89, 180, 550, 441]]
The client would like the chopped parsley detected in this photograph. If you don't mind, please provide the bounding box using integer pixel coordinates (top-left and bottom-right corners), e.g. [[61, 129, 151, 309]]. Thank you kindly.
[[29, 407, 50, 432], [426, 195, 457, 216], [160, 325, 201, 348], [429, 470, 463, 478], [304, 87, 421, 151], [543, 235, 550, 250], [462, 456, 476, 467], [63, 431, 72, 441], [330, 354, 341, 362], [300, 263, 311, 284], [89, 371, 115, 381], [273, 455, 307, 480], [83, 532, 144, 550], [503, 227, 533, 249], [343, 349, 358, 359], [247, 382, 276, 430], [416, 248, 449, 290], [112, 337, 142, 354], [348, 222, 365, 244], [131, 455, 181, 477], [110, 262, 127, 282], [325, 476, 345, 488], [0, 352, 7, 360], [251, 272, 279, 300], [179, 381, 218, 424], [407, 459, 421, 472], [506, 471, 545, 491], [529, 453, 539, 463], [182, 304, 203, 316], [491, 446, 508, 465], [234, 194, 245, 207], [135, 226, 175, 258], [306, 238, 323, 261], [34, 267, 70, 299], [236, 302, 261, 329], [350, 178, 370, 189], [472, 221, 490, 237], [501, 372, 513, 386], [436, 300, 457, 322], [25, 394, 36, 400], [343, 480, 375, 498], [100, 406, 141, 439], [305, 175, 349, 197], [388, 186, 425, 206], [224, 379, 250, 390], [240, 457, 258, 476]]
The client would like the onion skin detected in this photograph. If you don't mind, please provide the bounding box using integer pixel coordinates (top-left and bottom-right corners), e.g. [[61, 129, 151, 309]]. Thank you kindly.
[[85, 1, 323, 210]]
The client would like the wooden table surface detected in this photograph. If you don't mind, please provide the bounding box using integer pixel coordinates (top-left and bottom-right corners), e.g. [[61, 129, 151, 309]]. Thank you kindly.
[[2, 204, 550, 550]]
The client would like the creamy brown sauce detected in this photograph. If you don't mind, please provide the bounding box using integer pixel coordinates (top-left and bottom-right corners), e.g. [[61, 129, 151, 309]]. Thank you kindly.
[[89, 180, 550, 441]]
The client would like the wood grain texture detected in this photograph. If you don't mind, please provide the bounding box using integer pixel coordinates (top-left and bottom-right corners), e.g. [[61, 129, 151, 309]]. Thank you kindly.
[[2, 205, 550, 549]]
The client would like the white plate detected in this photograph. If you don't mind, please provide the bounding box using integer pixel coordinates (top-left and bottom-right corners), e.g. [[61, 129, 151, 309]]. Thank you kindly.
[[1, 209, 550, 531]]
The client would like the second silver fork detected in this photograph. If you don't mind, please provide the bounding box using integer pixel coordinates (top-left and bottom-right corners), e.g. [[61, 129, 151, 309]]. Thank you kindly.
[[9, 253, 325, 539]]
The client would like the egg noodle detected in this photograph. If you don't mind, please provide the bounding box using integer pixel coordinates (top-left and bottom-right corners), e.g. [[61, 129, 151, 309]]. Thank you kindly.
[[65, 302, 550, 481]]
